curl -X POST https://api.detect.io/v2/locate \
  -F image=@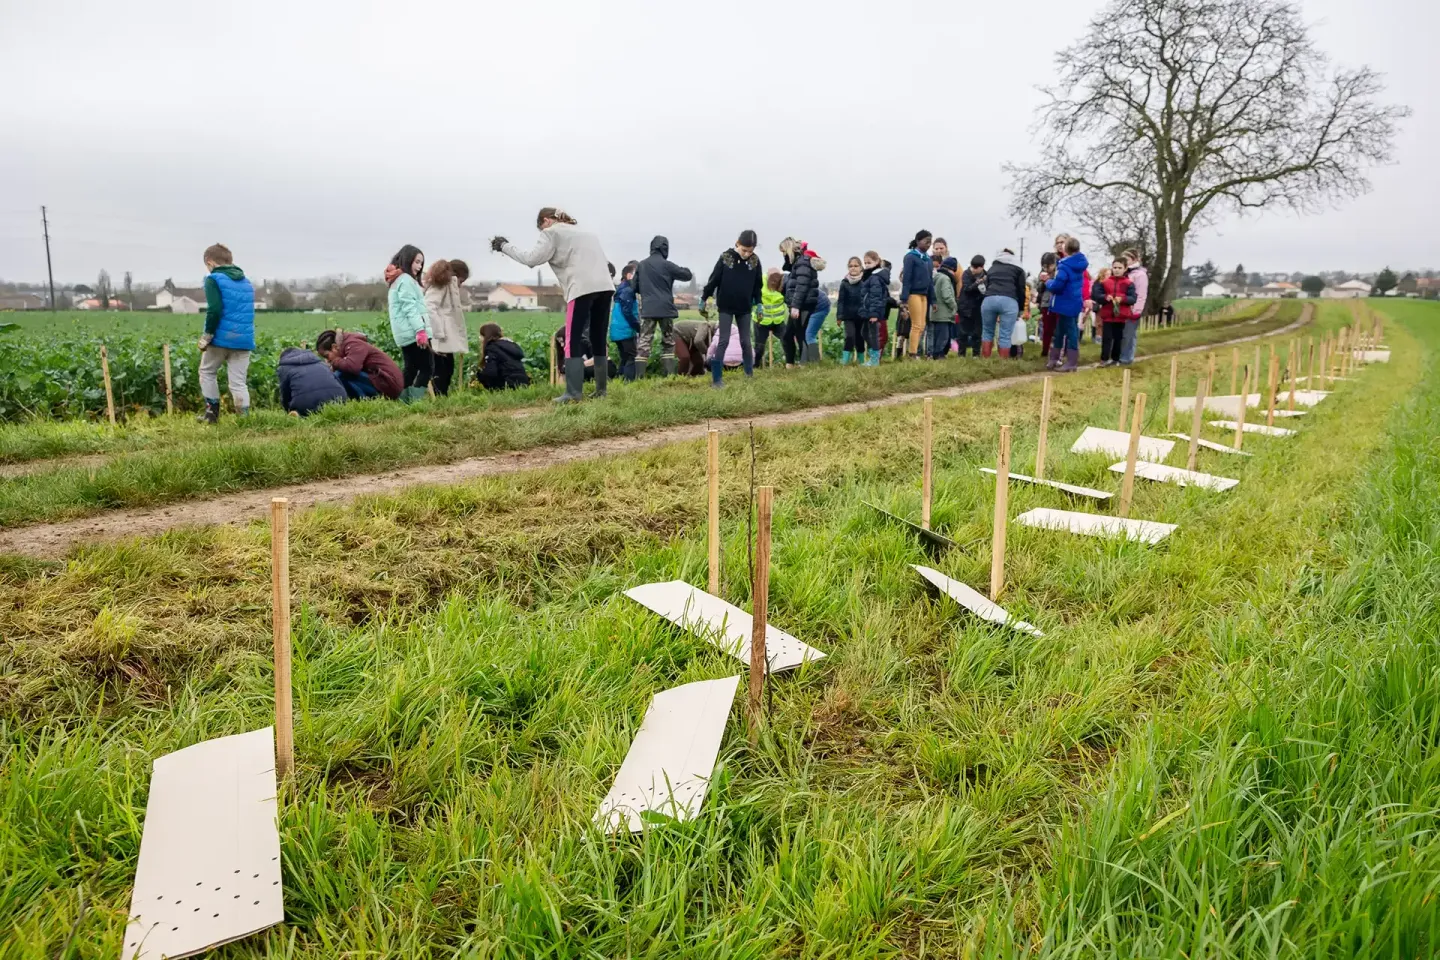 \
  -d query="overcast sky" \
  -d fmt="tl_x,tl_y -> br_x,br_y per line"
1,0 -> 1434,288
